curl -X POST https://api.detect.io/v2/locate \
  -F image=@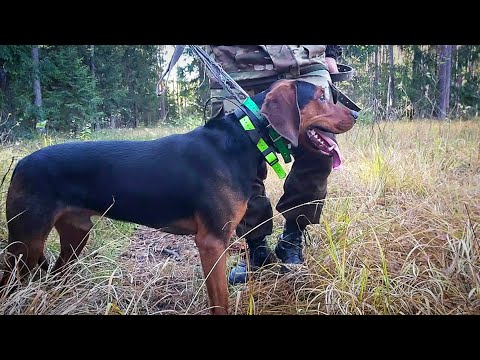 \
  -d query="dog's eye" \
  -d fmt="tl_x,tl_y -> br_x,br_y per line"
318,94 -> 326,102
